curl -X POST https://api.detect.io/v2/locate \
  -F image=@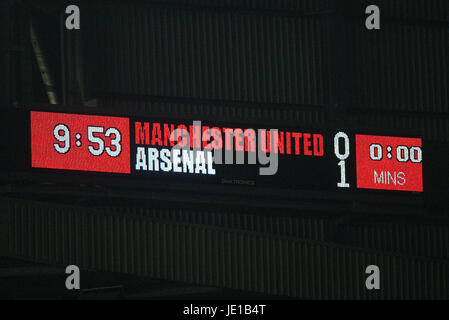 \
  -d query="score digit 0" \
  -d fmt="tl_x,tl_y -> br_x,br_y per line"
334,132 -> 350,188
